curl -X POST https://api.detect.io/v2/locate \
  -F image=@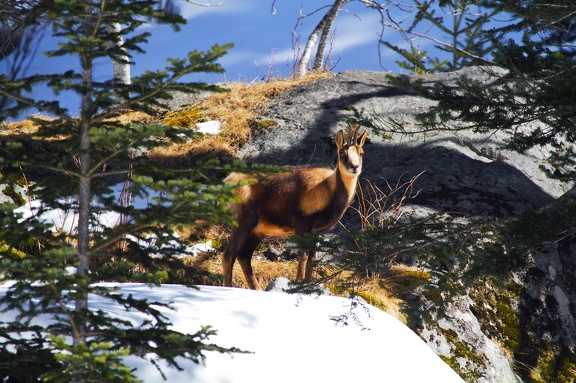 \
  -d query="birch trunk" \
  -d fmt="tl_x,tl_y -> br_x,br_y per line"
105,23 -> 131,87
296,20 -> 325,78
296,0 -> 349,78
313,0 -> 348,71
